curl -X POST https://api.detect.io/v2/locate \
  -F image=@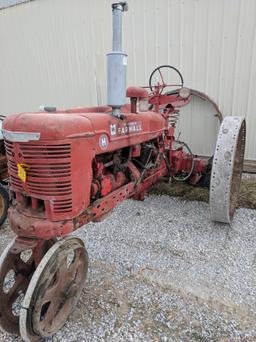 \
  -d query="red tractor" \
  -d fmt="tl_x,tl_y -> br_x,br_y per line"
0,2 -> 245,341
